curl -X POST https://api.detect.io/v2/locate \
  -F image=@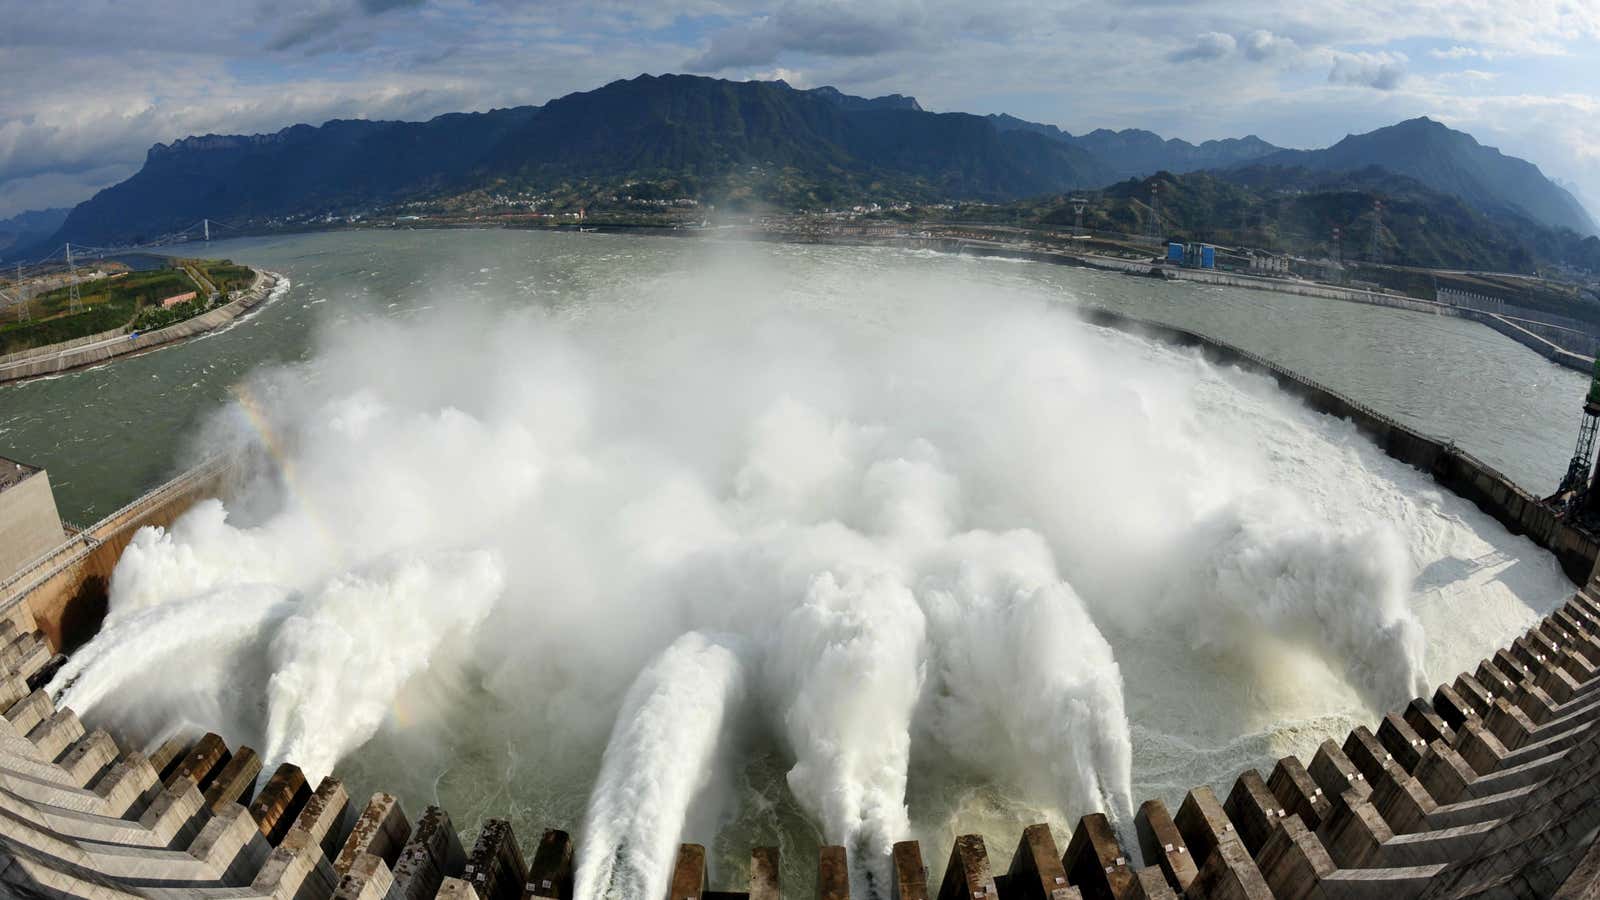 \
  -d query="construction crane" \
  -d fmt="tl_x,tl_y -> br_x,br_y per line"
1551,358 -> 1600,519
